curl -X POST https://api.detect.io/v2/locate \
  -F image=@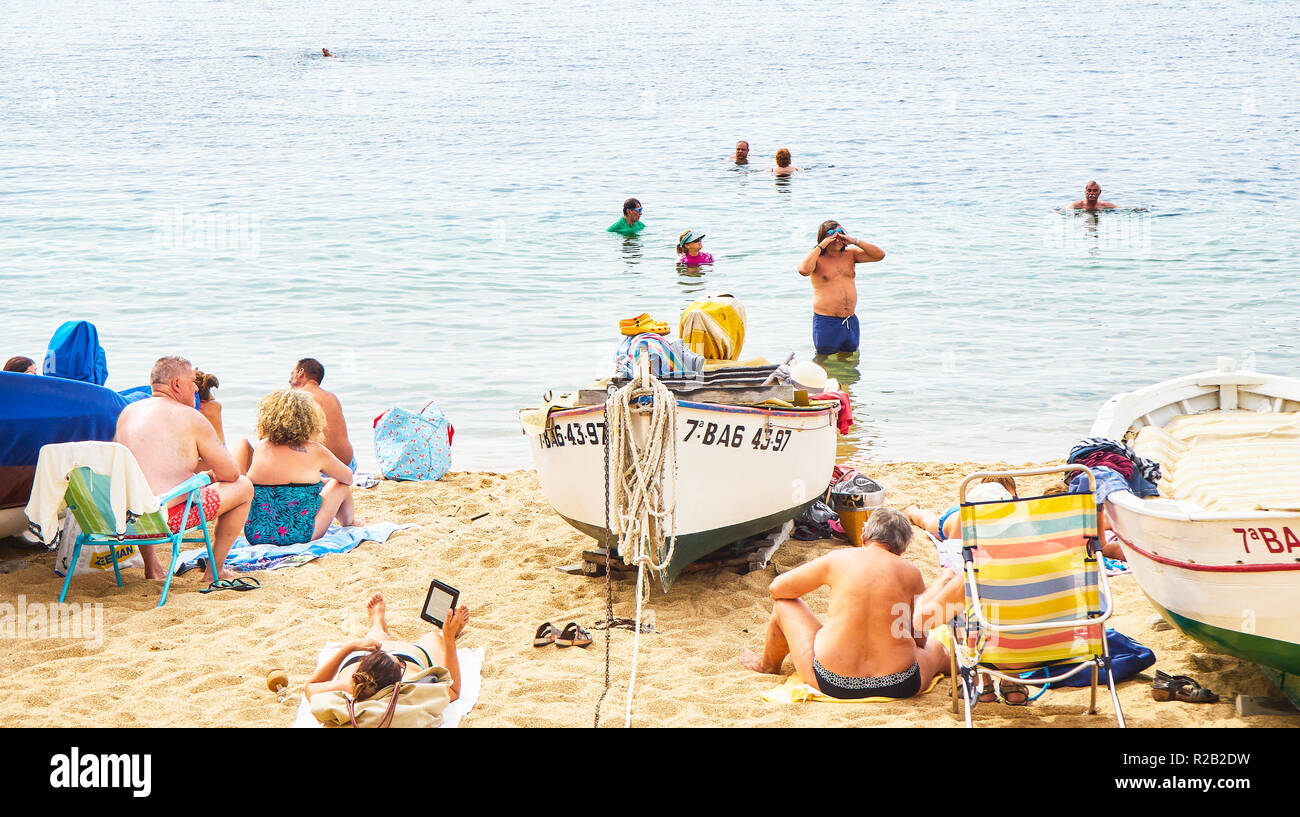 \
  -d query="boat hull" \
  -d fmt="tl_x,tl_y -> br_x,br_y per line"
1093,362 -> 1300,707
525,398 -> 838,589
